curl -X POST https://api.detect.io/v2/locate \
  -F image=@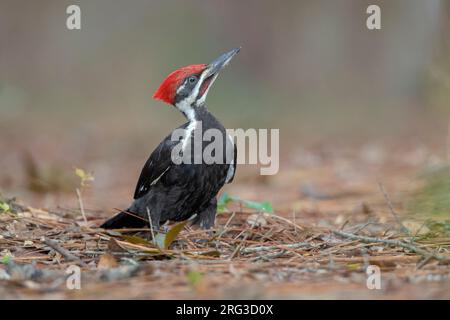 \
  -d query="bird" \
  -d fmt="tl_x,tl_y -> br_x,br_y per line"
100,48 -> 240,230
